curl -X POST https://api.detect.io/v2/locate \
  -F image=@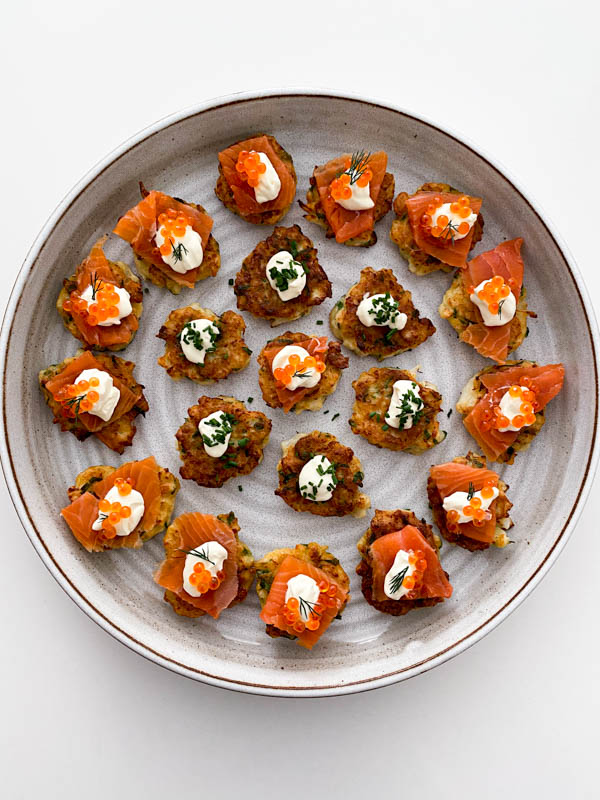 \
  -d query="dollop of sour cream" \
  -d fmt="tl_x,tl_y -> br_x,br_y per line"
266,251 -> 306,301
356,293 -> 408,330
443,487 -> 499,524
385,380 -> 424,430
198,410 -> 233,458
285,574 -> 320,621
496,387 -> 530,432
336,178 -> 374,211
299,455 -> 337,502
75,368 -> 120,421
92,485 -> 145,537
155,224 -> 204,274
182,540 -> 228,597
383,549 -> 414,600
430,202 -> 477,240
179,318 -> 220,365
79,284 -> 132,326
470,279 -> 516,327
253,152 -> 281,203
271,345 -> 321,391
